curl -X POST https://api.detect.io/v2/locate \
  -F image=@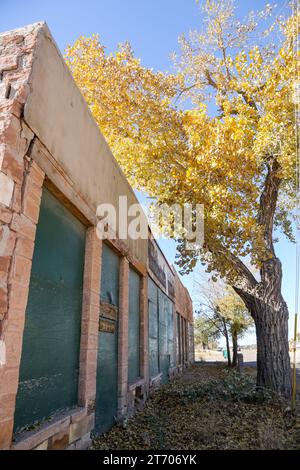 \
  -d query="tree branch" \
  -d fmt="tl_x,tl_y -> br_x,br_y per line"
257,158 -> 281,255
